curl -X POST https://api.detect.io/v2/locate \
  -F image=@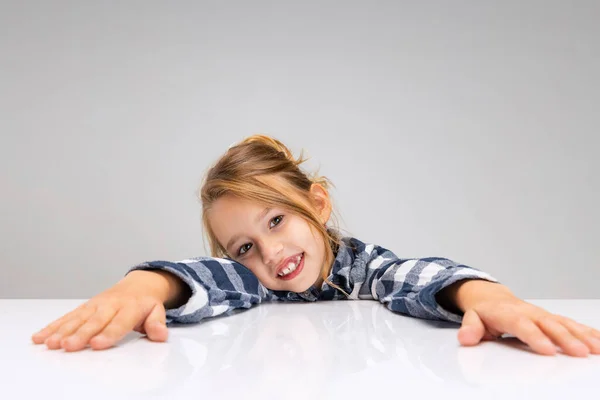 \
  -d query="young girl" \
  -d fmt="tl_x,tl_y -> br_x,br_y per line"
32,135 -> 600,357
